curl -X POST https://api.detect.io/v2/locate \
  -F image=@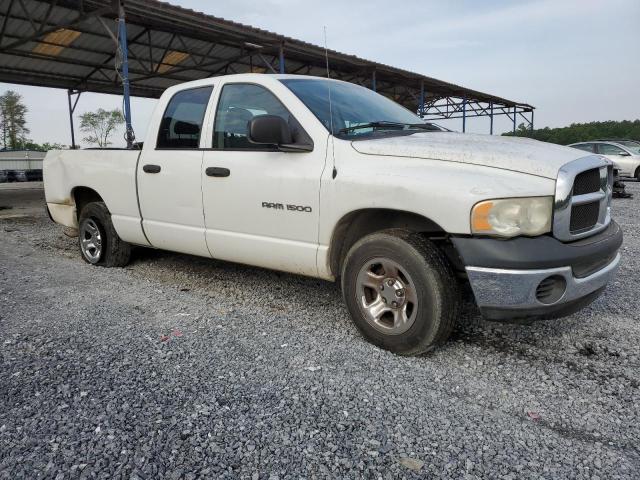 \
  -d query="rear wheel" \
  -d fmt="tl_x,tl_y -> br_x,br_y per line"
78,202 -> 131,267
341,229 -> 460,355
635,166 -> 640,182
